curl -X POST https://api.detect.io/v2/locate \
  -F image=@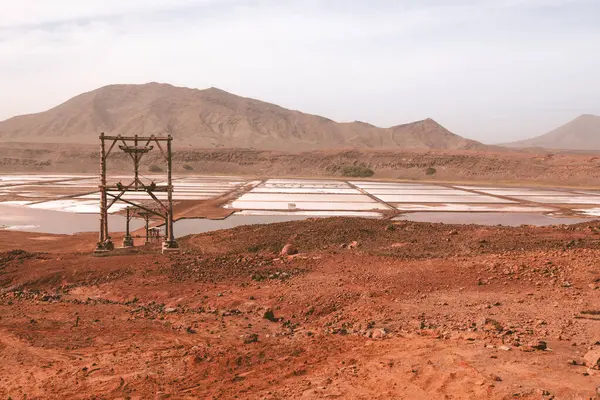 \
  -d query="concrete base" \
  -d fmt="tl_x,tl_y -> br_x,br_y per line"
92,249 -> 111,257
162,241 -> 181,254
94,240 -> 114,254
122,236 -> 134,248
94,247 -> 141,257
